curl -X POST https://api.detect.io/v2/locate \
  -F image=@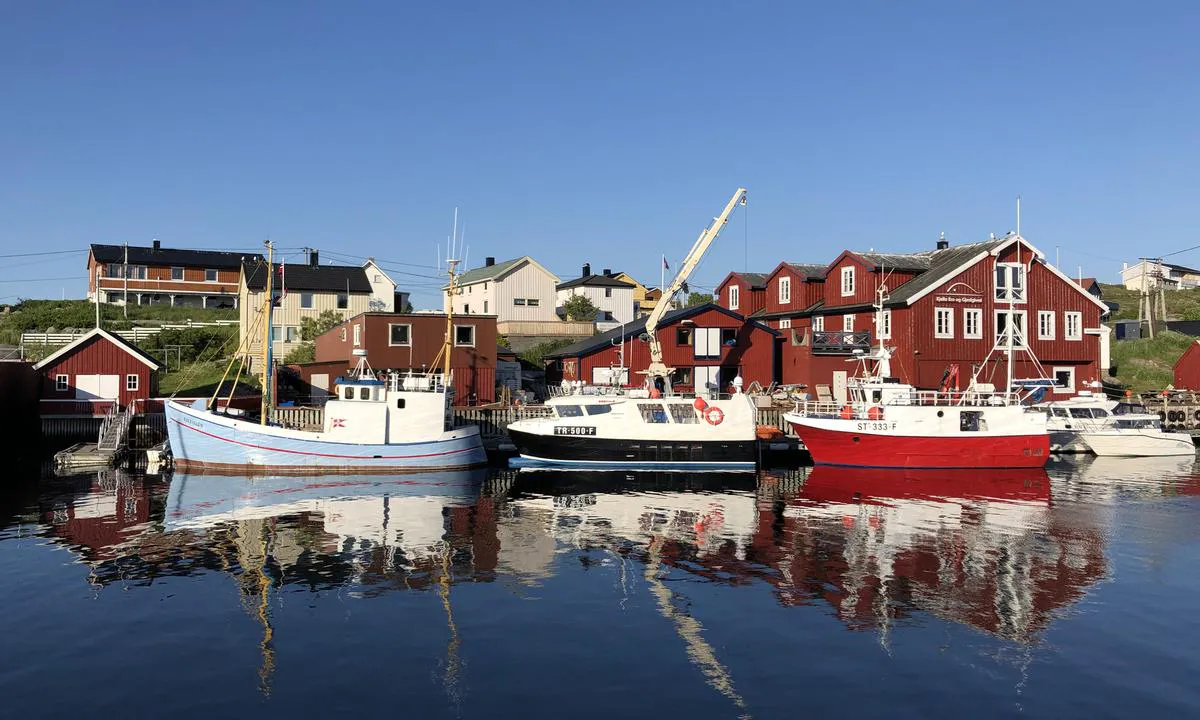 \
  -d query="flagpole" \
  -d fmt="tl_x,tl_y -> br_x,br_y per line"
661,254 -> 665,307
